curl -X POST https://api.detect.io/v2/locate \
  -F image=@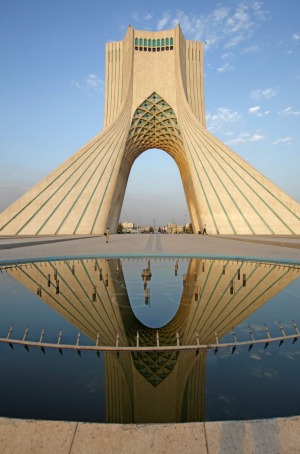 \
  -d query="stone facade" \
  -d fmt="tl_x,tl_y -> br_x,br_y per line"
0,25 -> 300,235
